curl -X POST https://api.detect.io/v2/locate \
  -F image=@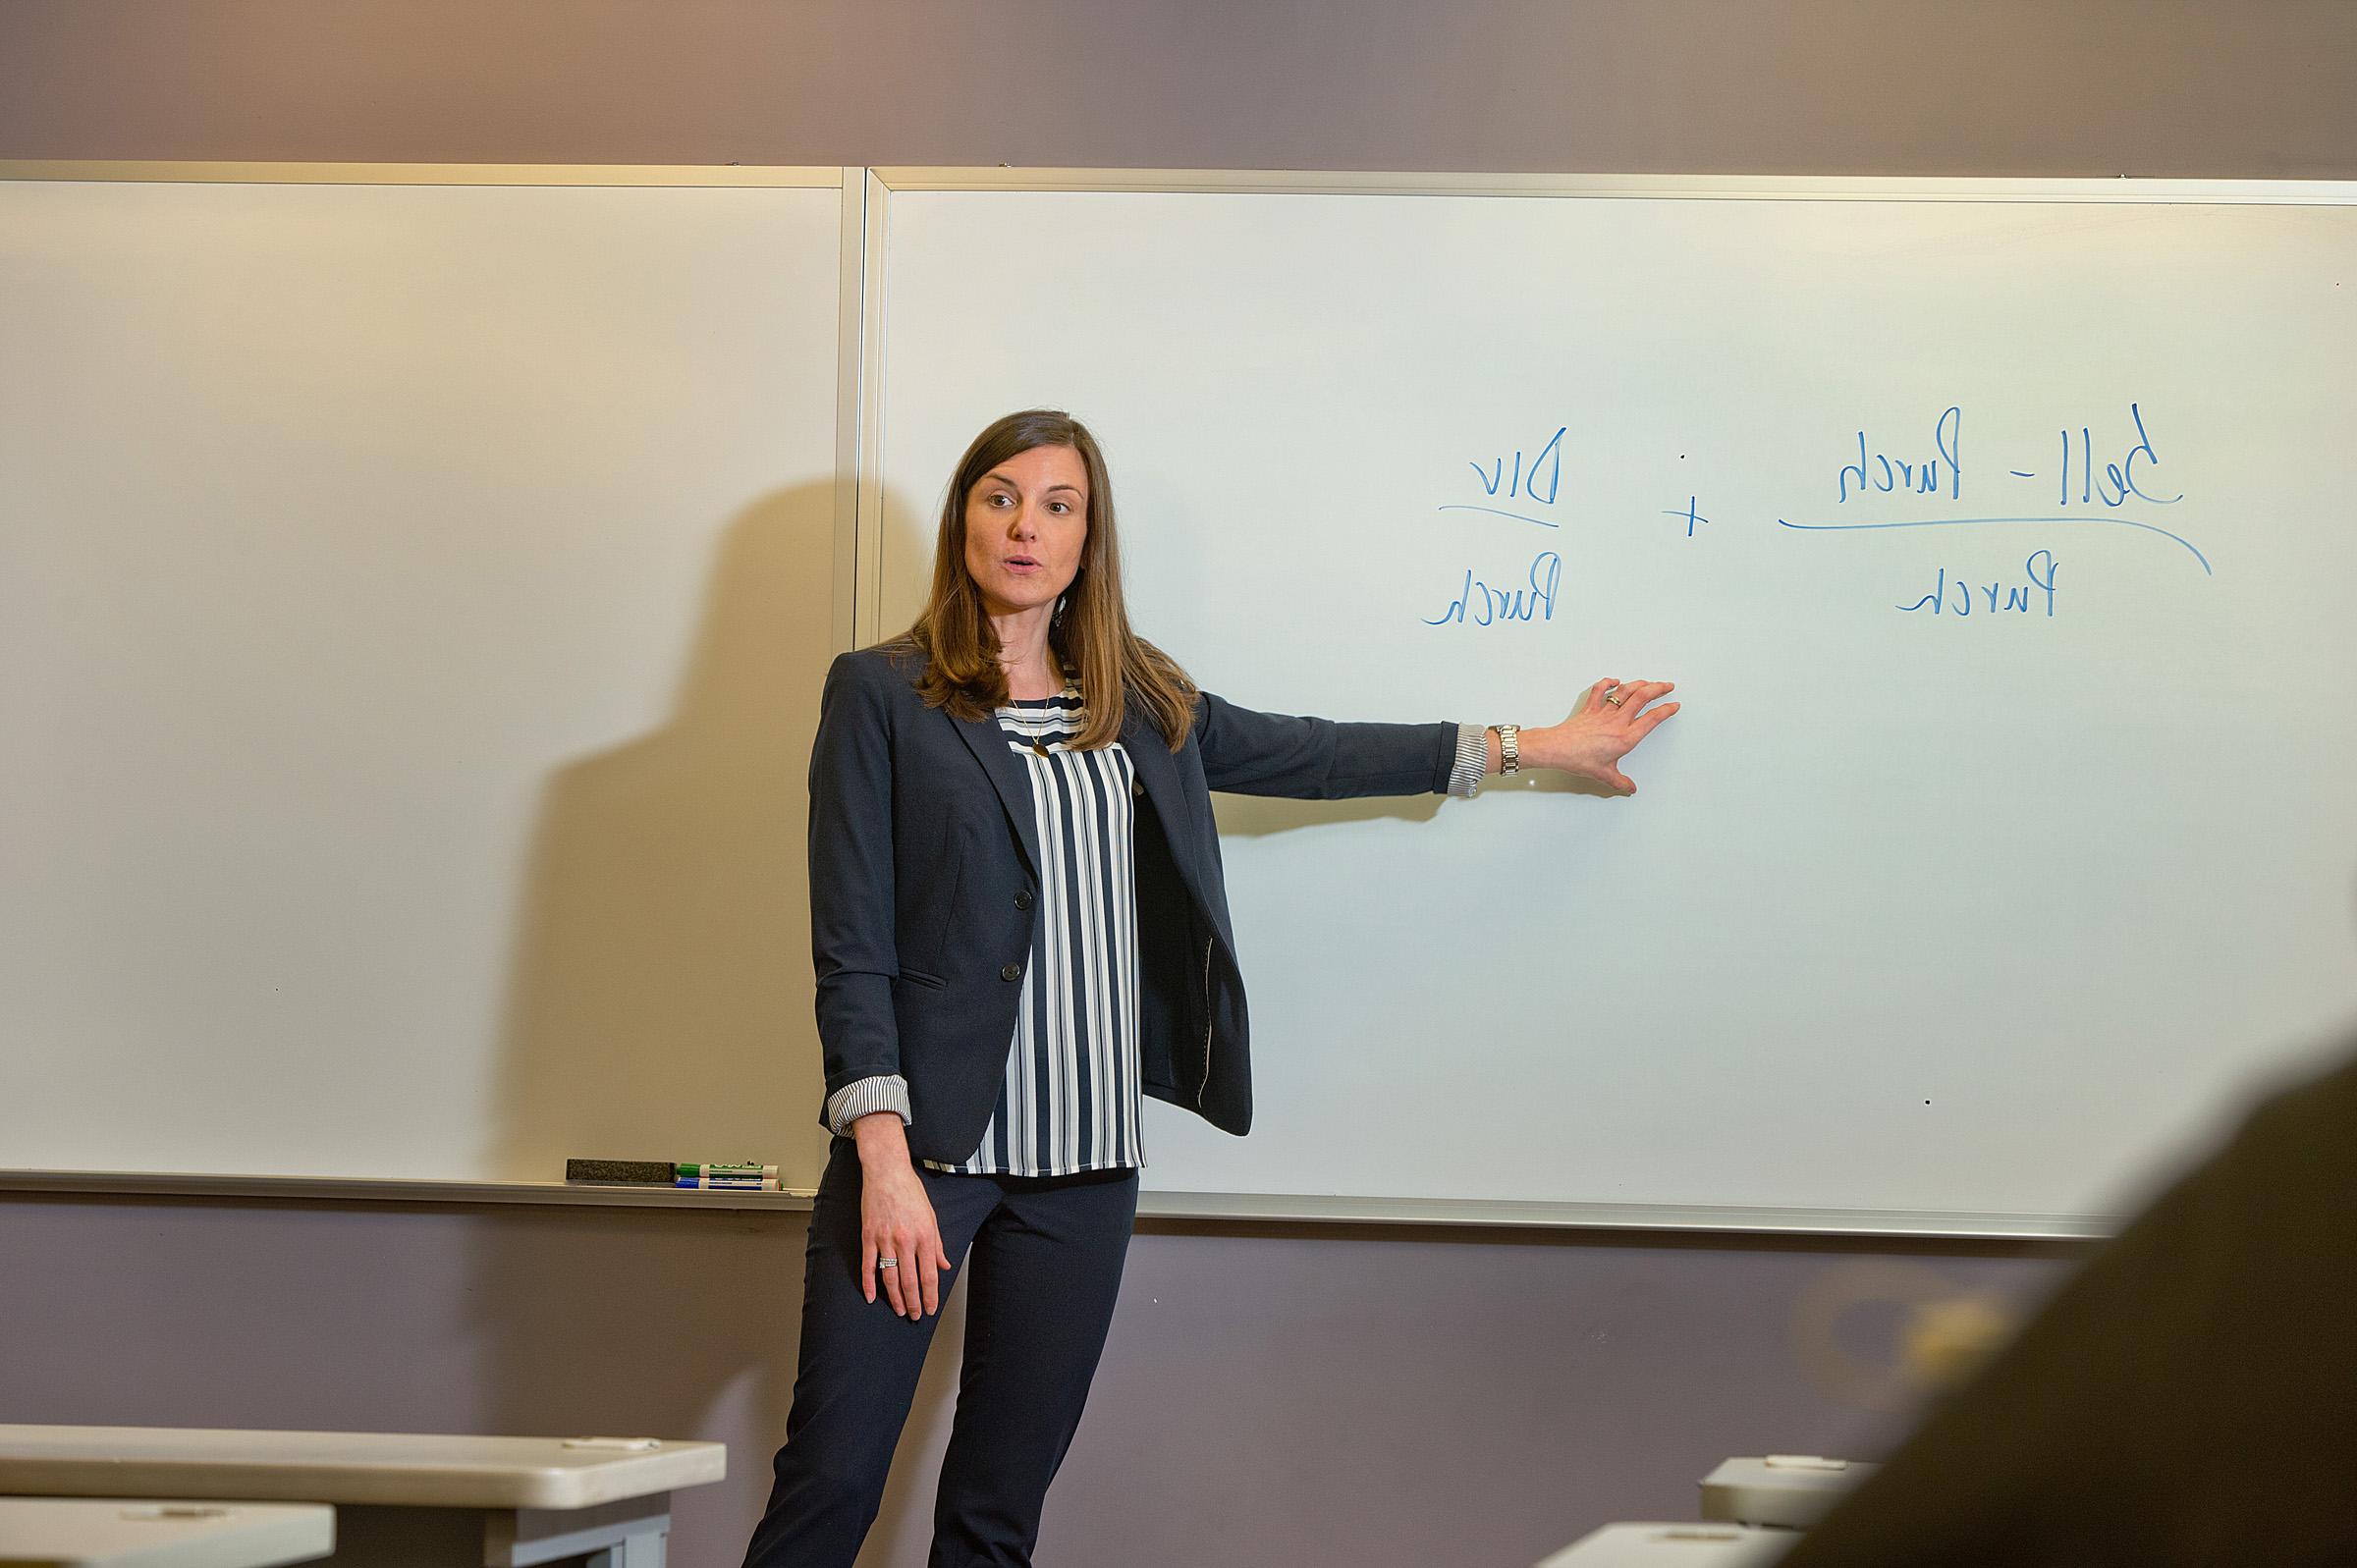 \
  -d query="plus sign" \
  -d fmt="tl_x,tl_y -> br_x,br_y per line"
1663,496 -> 1707,537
